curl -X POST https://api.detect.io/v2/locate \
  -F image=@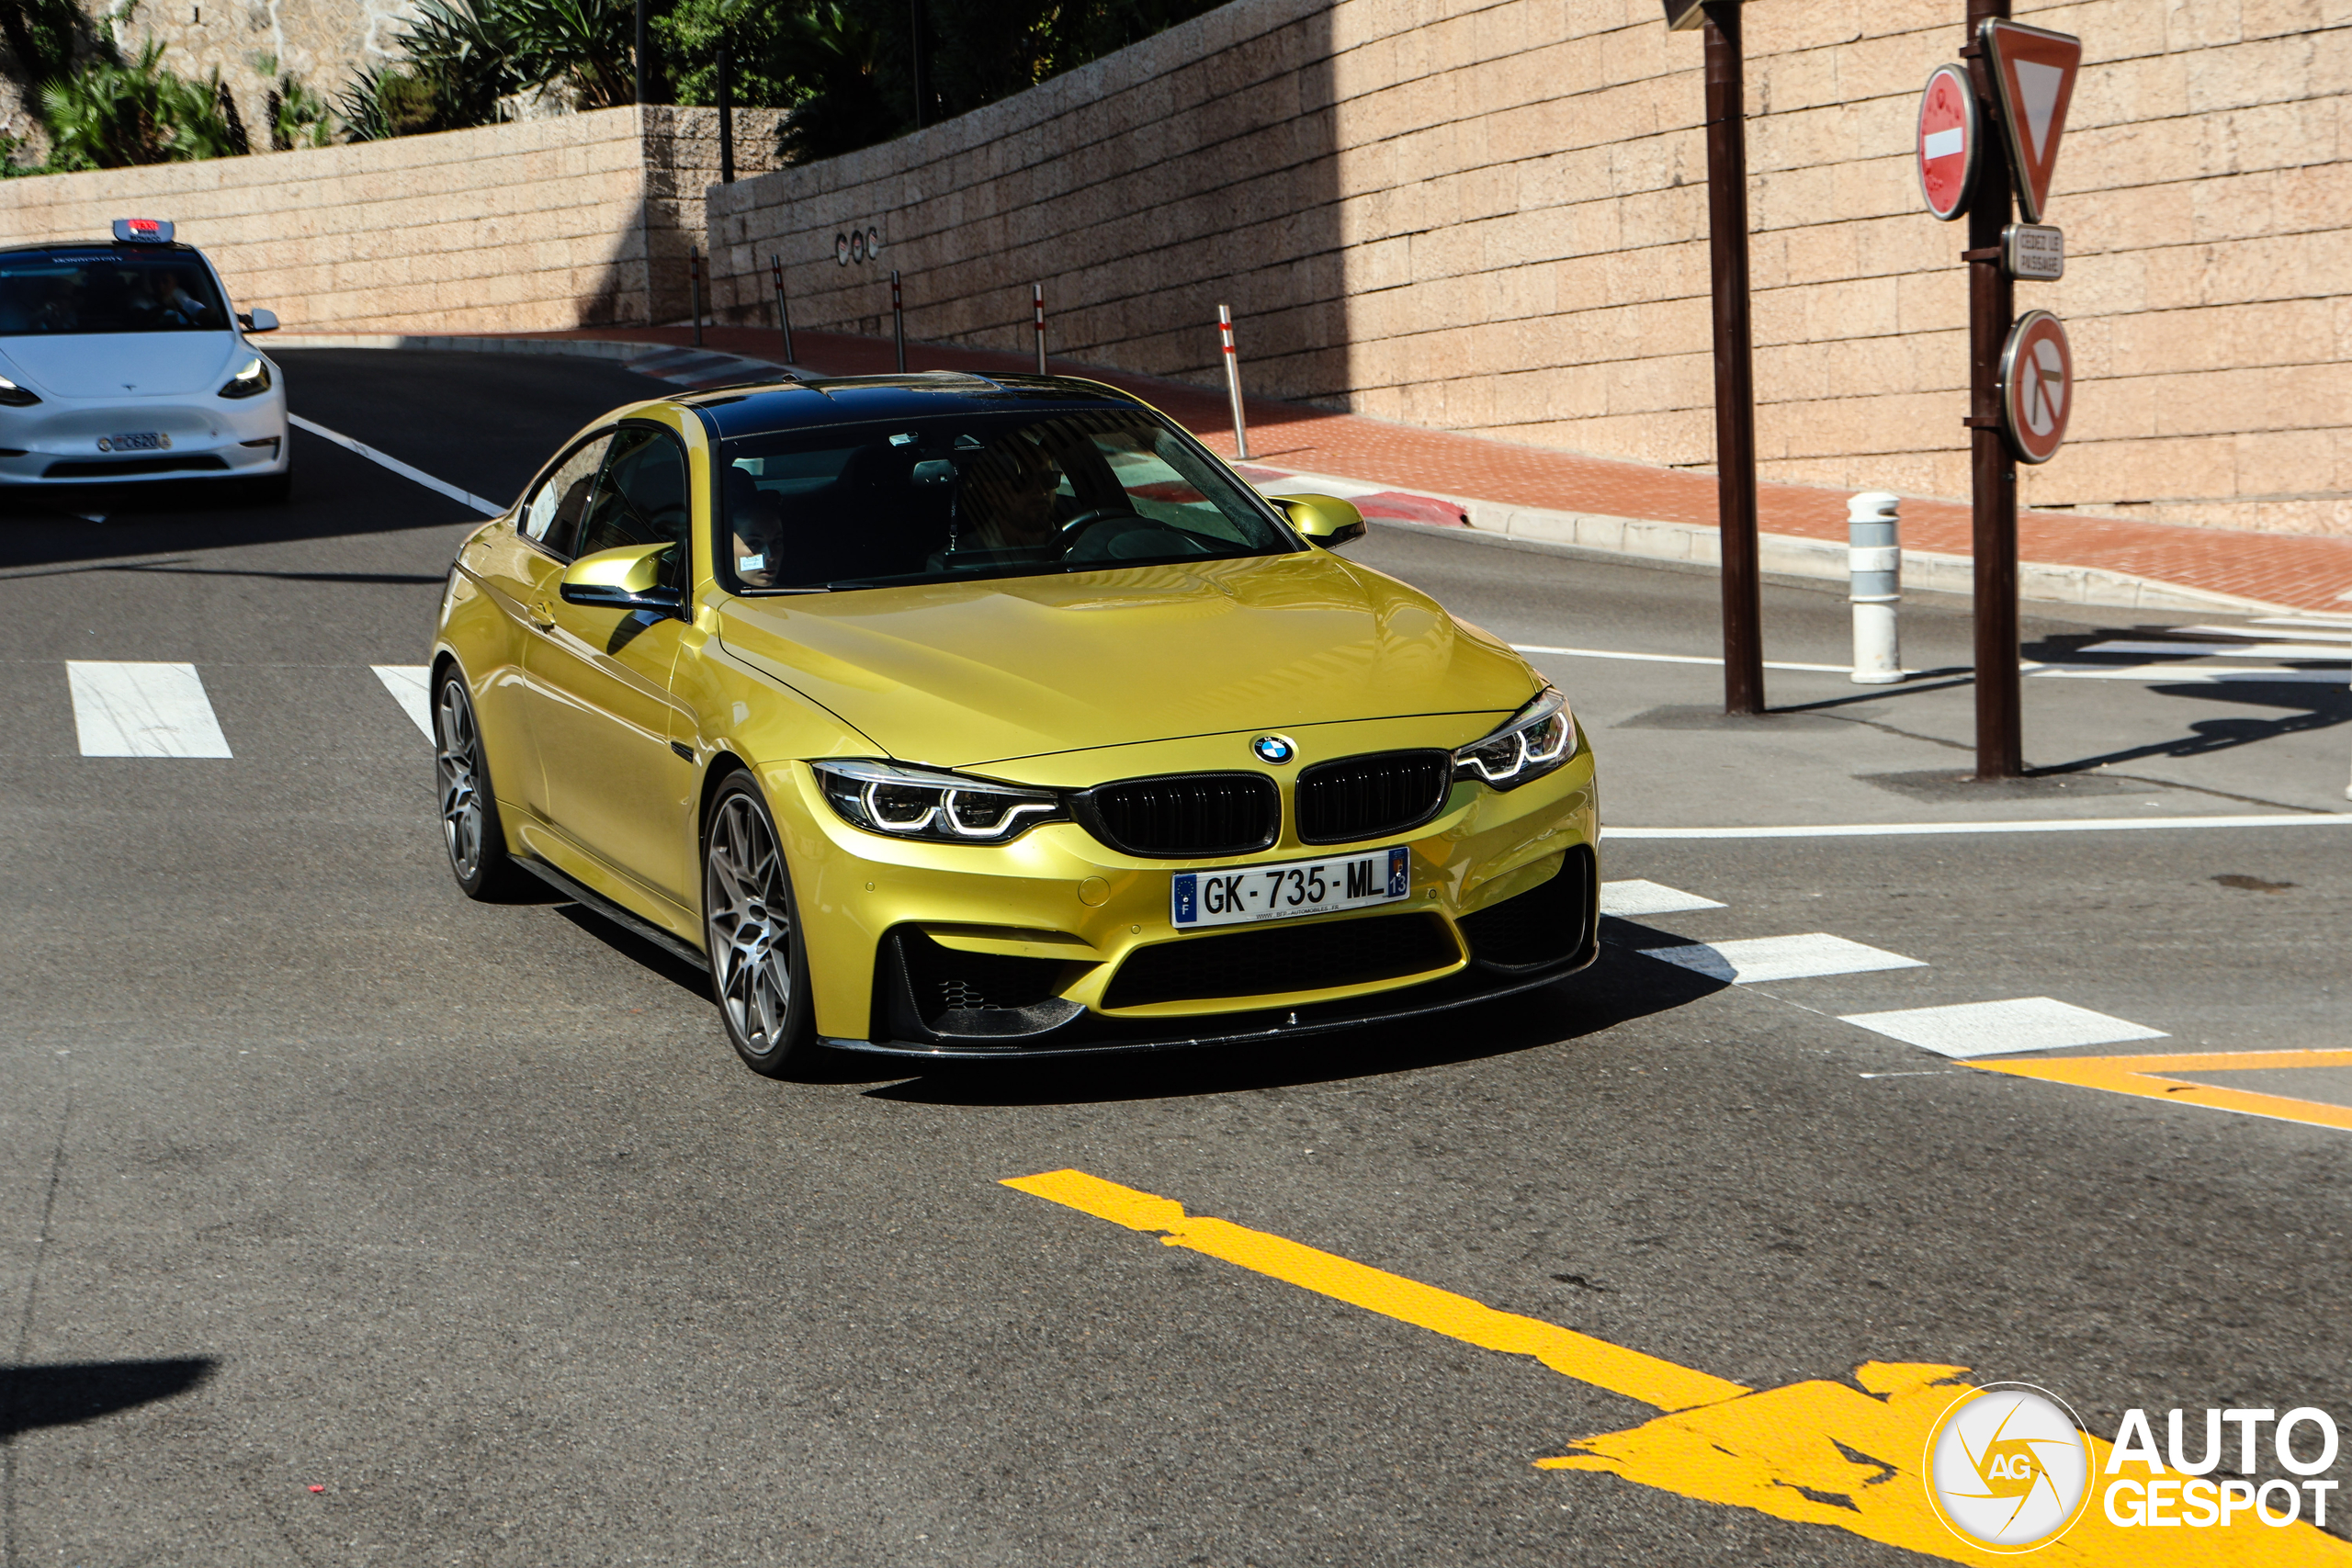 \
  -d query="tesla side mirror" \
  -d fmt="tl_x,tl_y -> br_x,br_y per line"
560,541 -> 684,615
240,308 -> 279,333
1272,492 -> 1367,547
